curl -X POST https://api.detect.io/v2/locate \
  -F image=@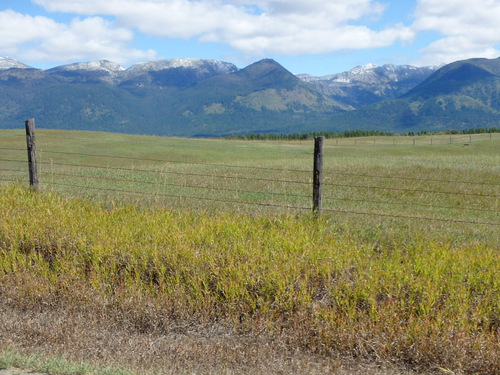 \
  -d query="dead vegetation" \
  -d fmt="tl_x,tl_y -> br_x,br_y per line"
1,284 -> 425,375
